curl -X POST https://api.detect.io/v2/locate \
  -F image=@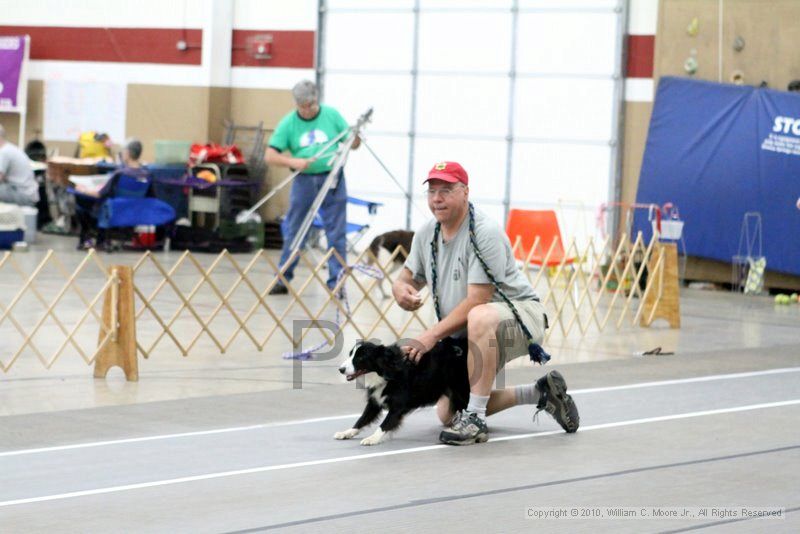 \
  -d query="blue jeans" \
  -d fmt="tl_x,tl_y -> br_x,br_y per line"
278,170 -> 347,287
0,183 -> 37,207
